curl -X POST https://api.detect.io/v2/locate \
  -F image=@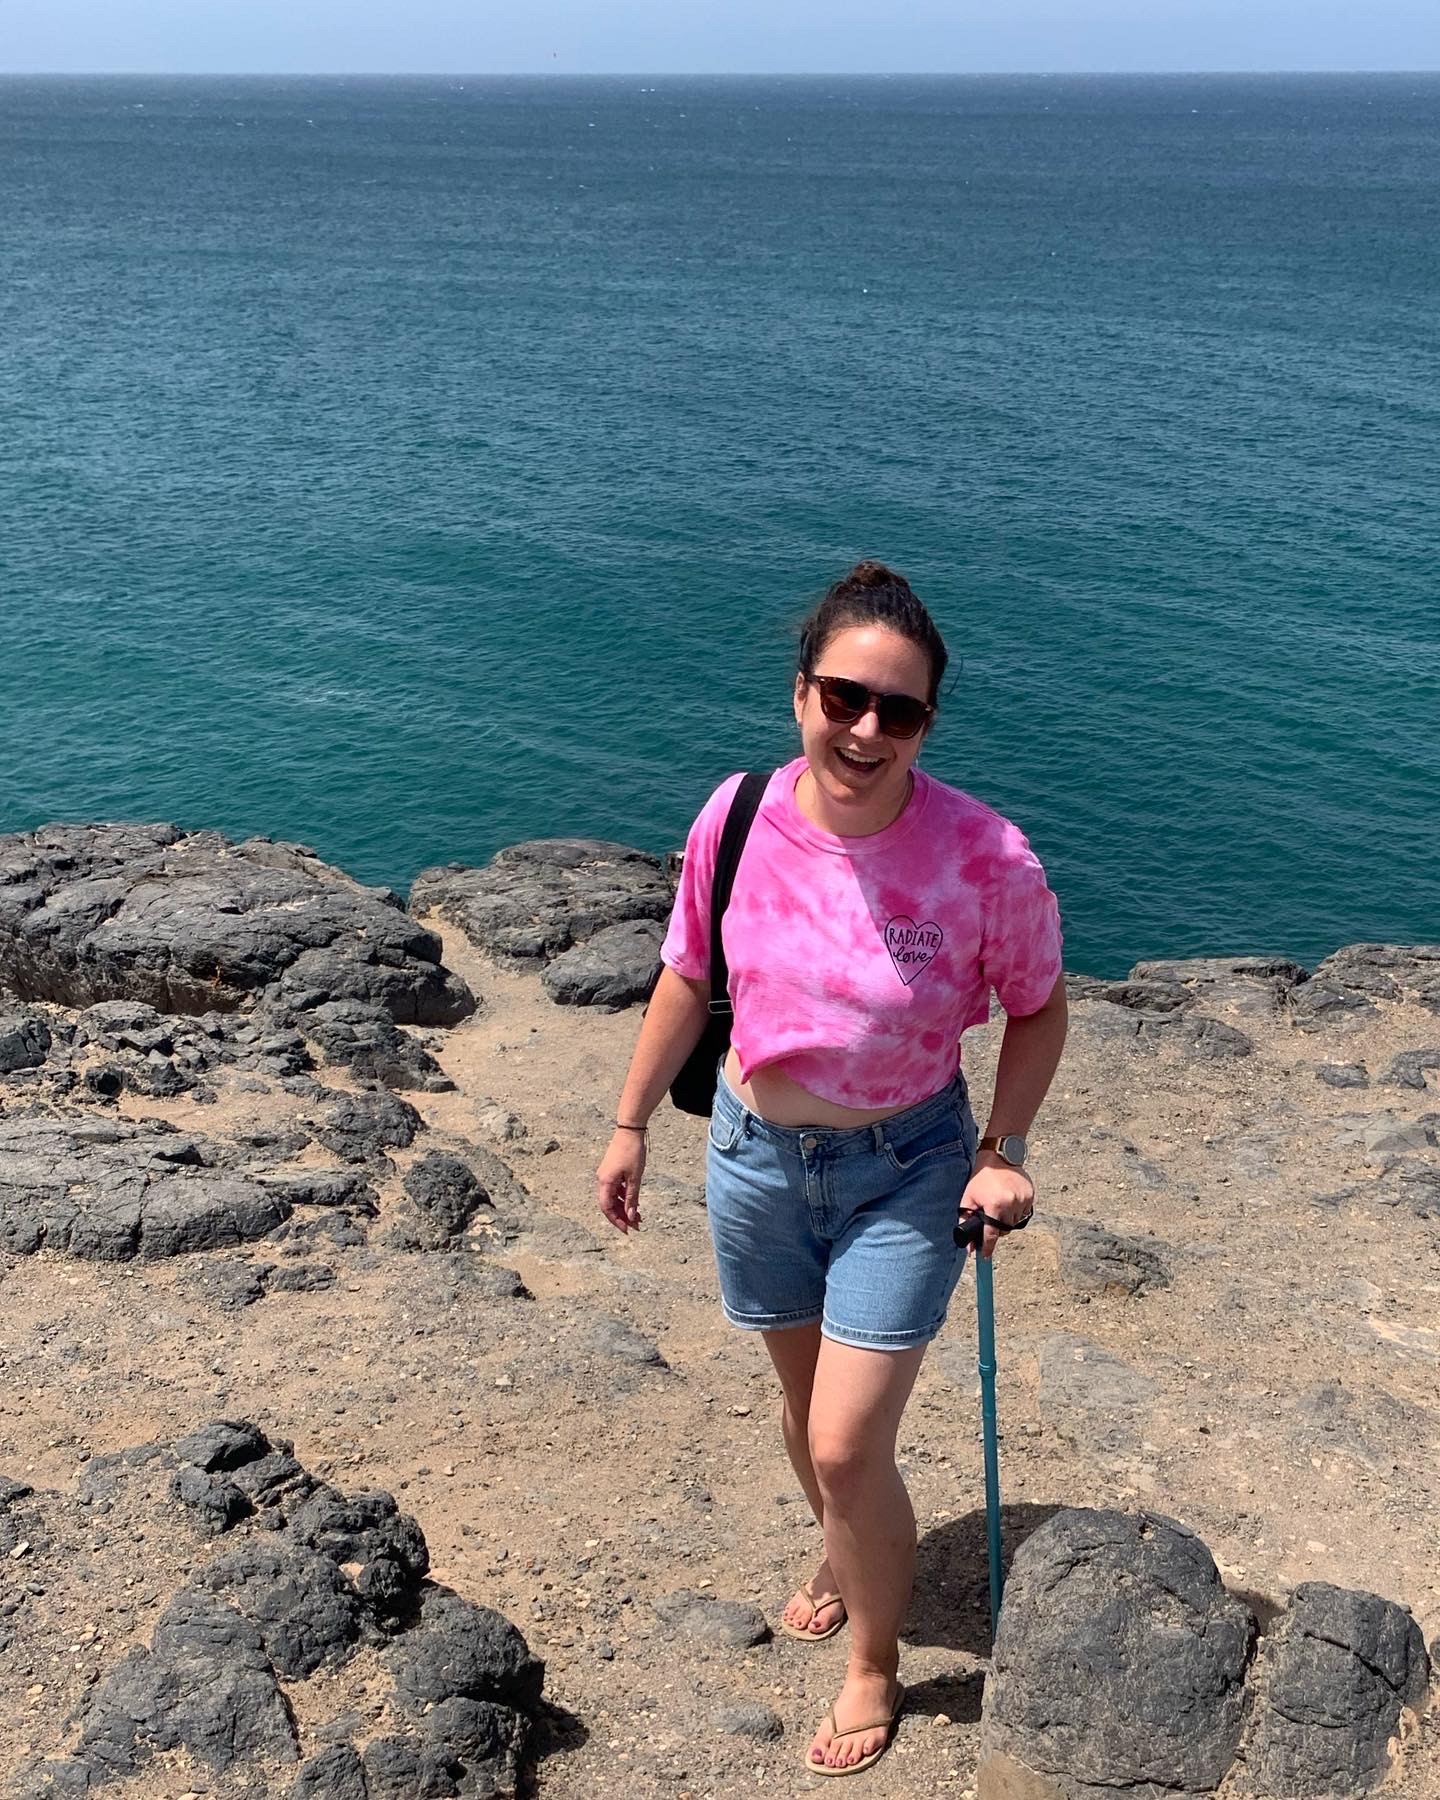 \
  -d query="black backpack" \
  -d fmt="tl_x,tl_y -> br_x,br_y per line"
667,770 -> 769,1115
